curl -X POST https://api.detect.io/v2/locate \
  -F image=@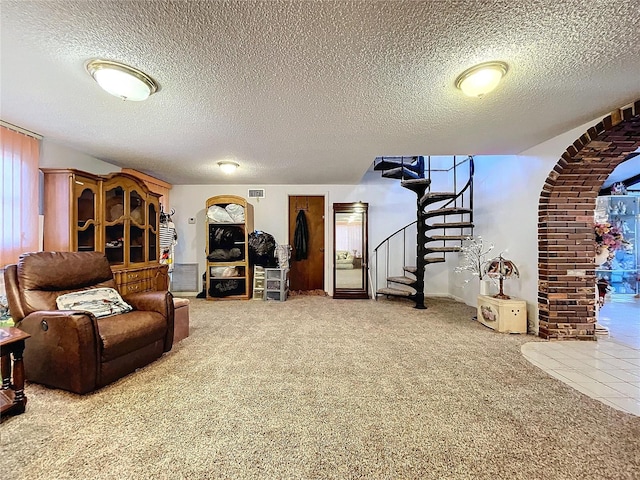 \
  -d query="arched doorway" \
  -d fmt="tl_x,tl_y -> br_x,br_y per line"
538,100 -> 640,340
